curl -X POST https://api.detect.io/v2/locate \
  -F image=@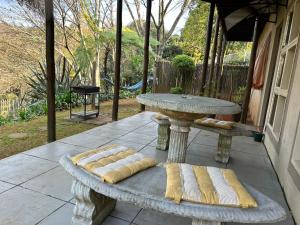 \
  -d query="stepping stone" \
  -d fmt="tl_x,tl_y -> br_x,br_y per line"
8,133 -> 28,139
